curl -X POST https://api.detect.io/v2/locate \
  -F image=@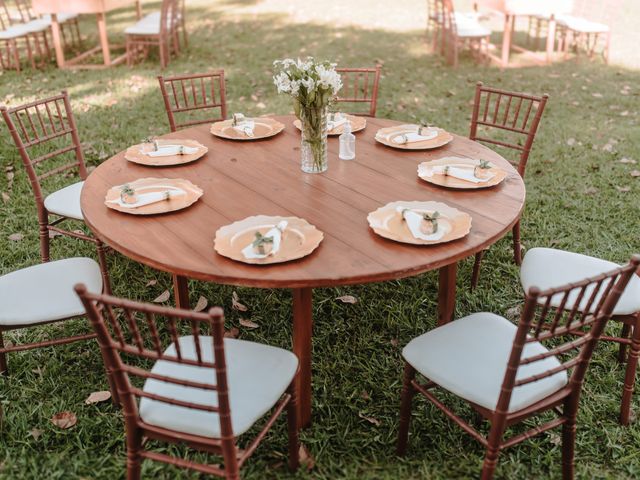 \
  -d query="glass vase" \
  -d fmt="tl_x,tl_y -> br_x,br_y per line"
299,105 -> 328,174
